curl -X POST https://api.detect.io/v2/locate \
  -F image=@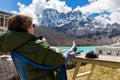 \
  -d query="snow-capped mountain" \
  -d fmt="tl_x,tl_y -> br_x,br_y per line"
35,8 -> 120,46
39,8 -> 105,29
